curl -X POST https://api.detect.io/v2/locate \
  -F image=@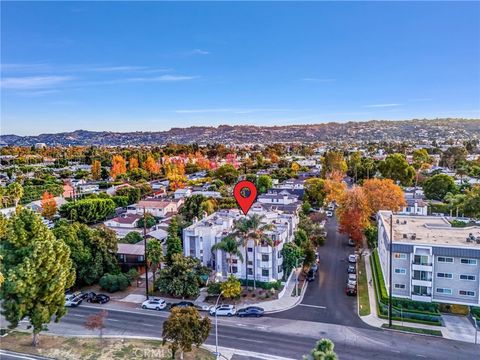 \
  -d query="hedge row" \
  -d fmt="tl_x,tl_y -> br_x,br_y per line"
239,279 -> 282,290
370,250 -> 442,326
